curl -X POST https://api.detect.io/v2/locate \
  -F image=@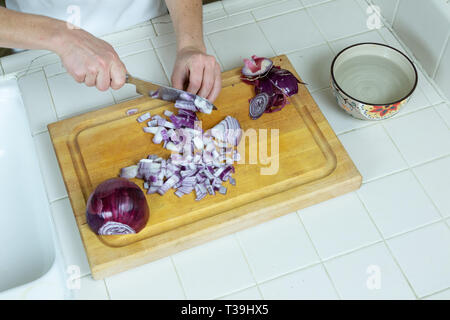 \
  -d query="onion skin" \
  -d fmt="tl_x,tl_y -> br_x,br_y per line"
242,56 -> 303,115
86,178 -> 149,235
